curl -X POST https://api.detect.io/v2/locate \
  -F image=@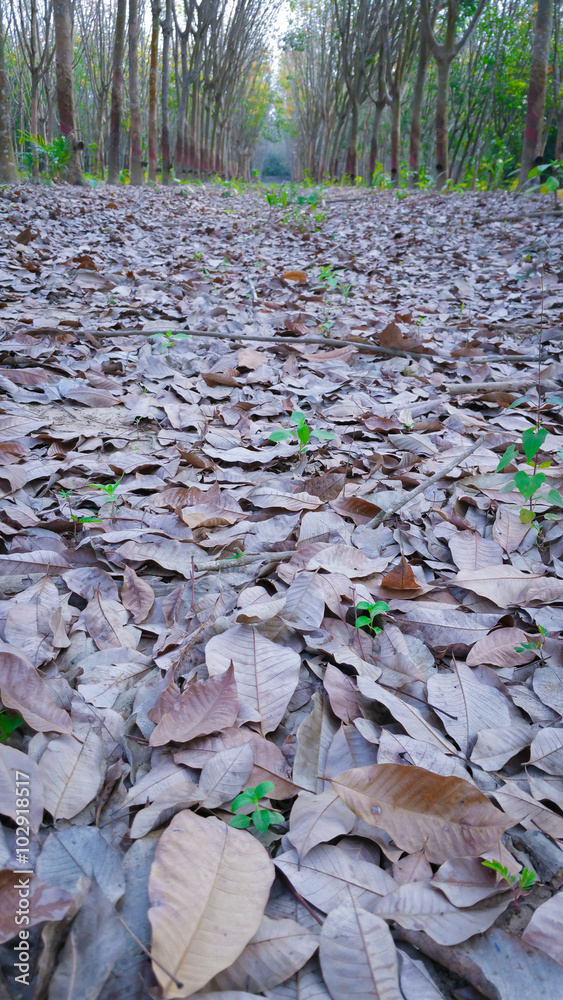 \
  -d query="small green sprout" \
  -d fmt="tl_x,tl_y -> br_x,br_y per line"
481,859 -> 538,905
230,781 -> 284,833
269,410 -> 337,455
495,425 -> 562,524
515,624 -> 548,653
354,600 -> 391,635
70,514 -> 102,524
90,473 -> 124,500
0,710 -> 24,741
